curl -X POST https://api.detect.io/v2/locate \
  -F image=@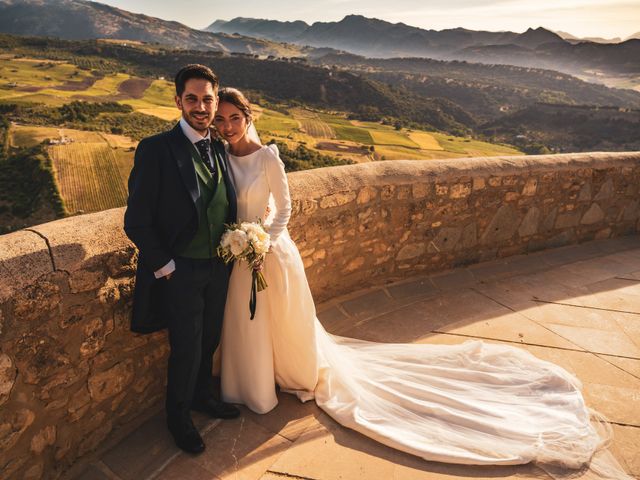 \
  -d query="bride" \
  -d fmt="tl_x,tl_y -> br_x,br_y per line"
213,88 -> 630,478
